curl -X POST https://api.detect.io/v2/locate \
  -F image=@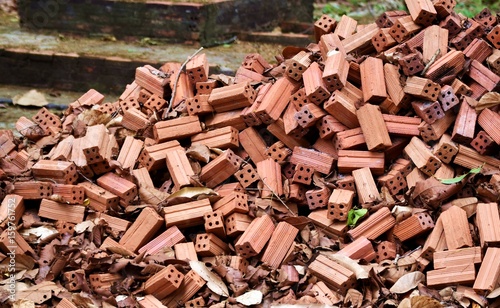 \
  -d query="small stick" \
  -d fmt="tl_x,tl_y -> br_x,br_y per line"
421,49 -> 440,76
261,176 -> 297,217
165,47 -> 204,116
